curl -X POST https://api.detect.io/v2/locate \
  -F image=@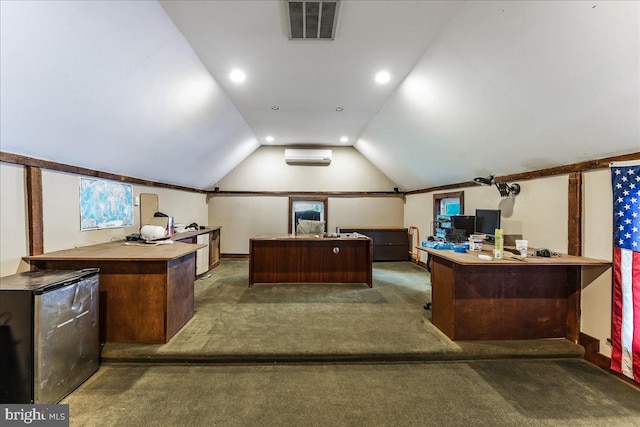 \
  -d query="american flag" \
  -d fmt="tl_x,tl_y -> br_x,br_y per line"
610,162 -> 640,383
